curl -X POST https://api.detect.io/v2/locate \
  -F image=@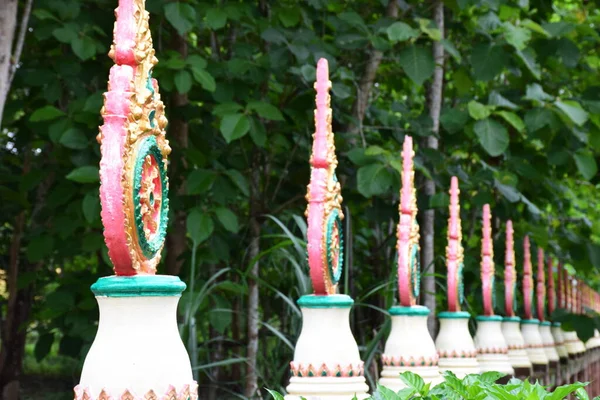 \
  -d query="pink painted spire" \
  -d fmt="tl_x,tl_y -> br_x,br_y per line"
536,248 -> 546,321
446,176 -> 464,312
397,136 -> 419,307
547,257 -> 556,318
306,58 -> 344,295
557,262 -> 564,309
481,204 -> 494,316
504,220 -> 516,317
523,236 -> 533,319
